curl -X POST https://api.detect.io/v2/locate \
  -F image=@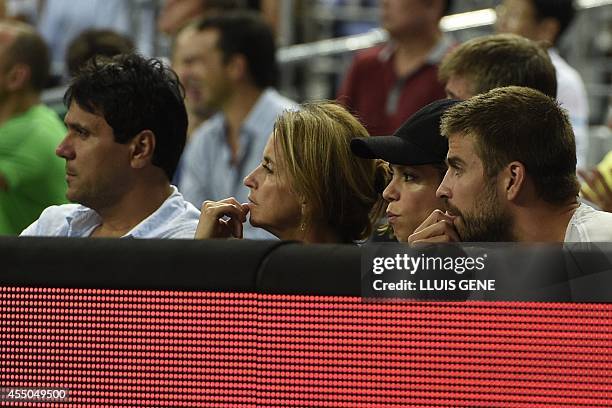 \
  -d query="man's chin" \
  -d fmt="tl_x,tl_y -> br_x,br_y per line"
66,190 -> 88,206
65,191 -> 78,203
448,217 -> 463,240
